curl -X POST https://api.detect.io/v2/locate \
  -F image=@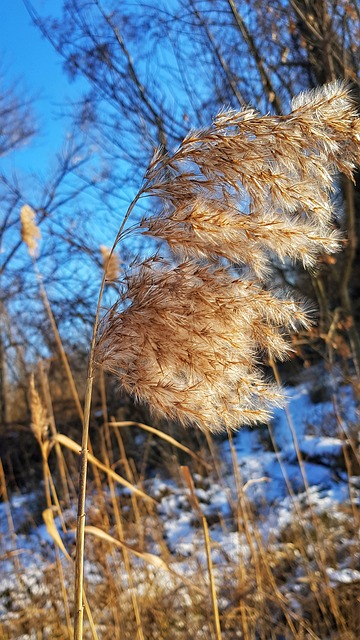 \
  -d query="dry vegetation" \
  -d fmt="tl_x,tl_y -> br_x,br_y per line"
1,392 -> 359,640
1,82 -> 360,639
